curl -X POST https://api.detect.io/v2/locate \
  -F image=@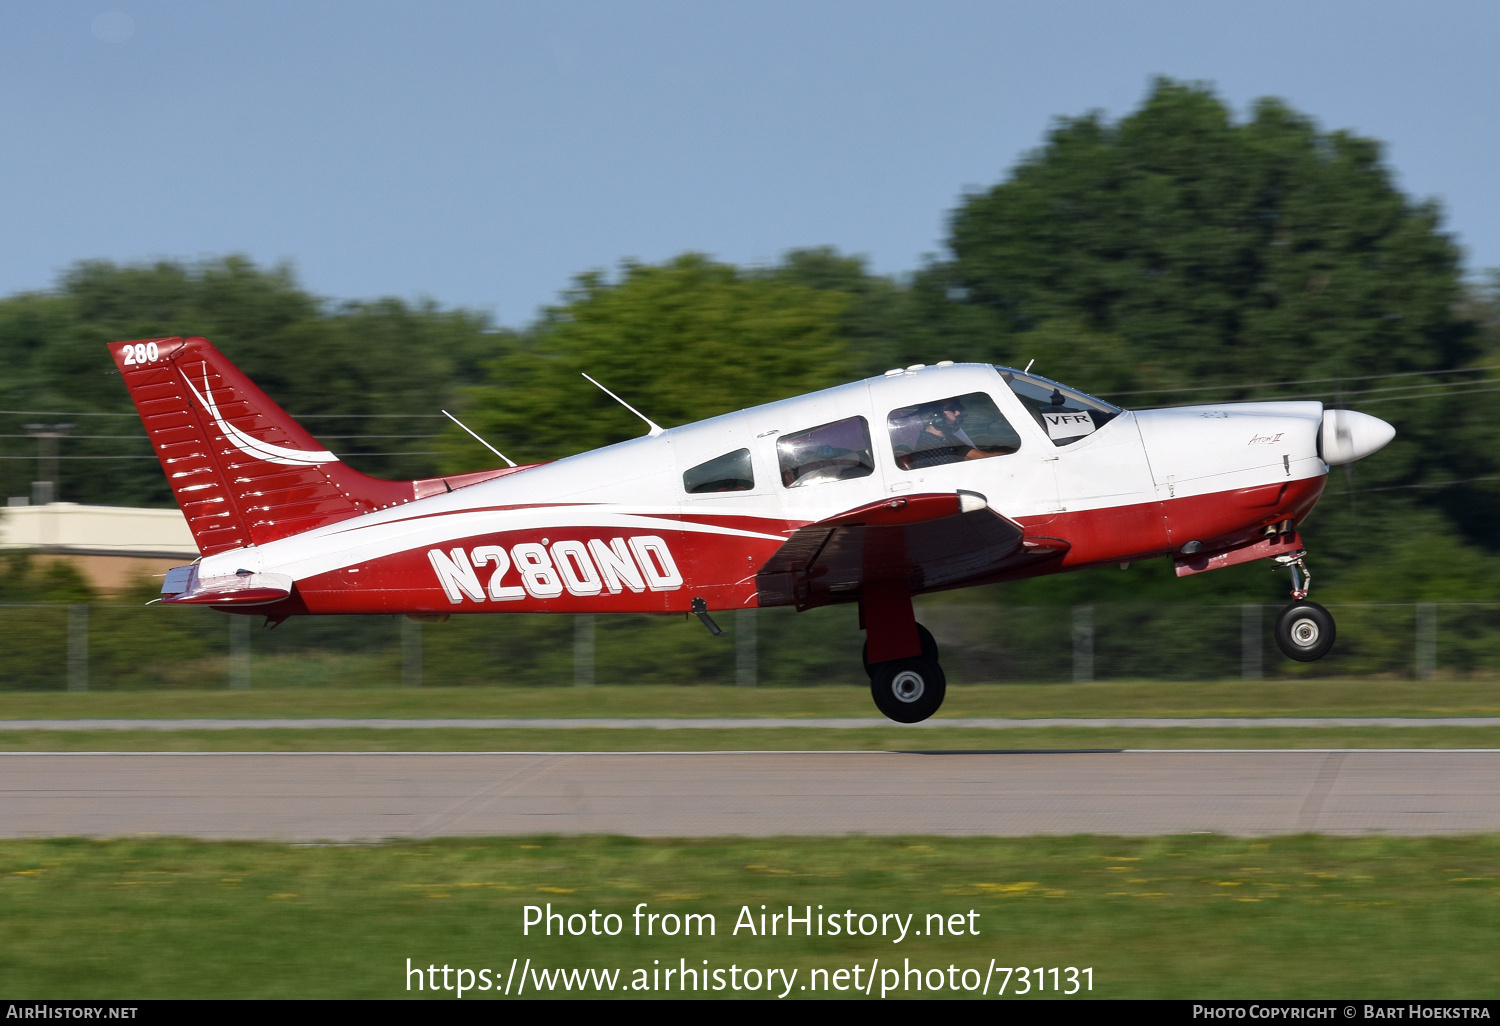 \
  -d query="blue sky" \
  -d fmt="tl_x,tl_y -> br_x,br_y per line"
2,1 -> 1497,326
